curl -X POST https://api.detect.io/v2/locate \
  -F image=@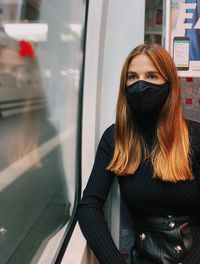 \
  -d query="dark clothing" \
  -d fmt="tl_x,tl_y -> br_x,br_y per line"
131,214 -> 200,264
78,118 -> 200,264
